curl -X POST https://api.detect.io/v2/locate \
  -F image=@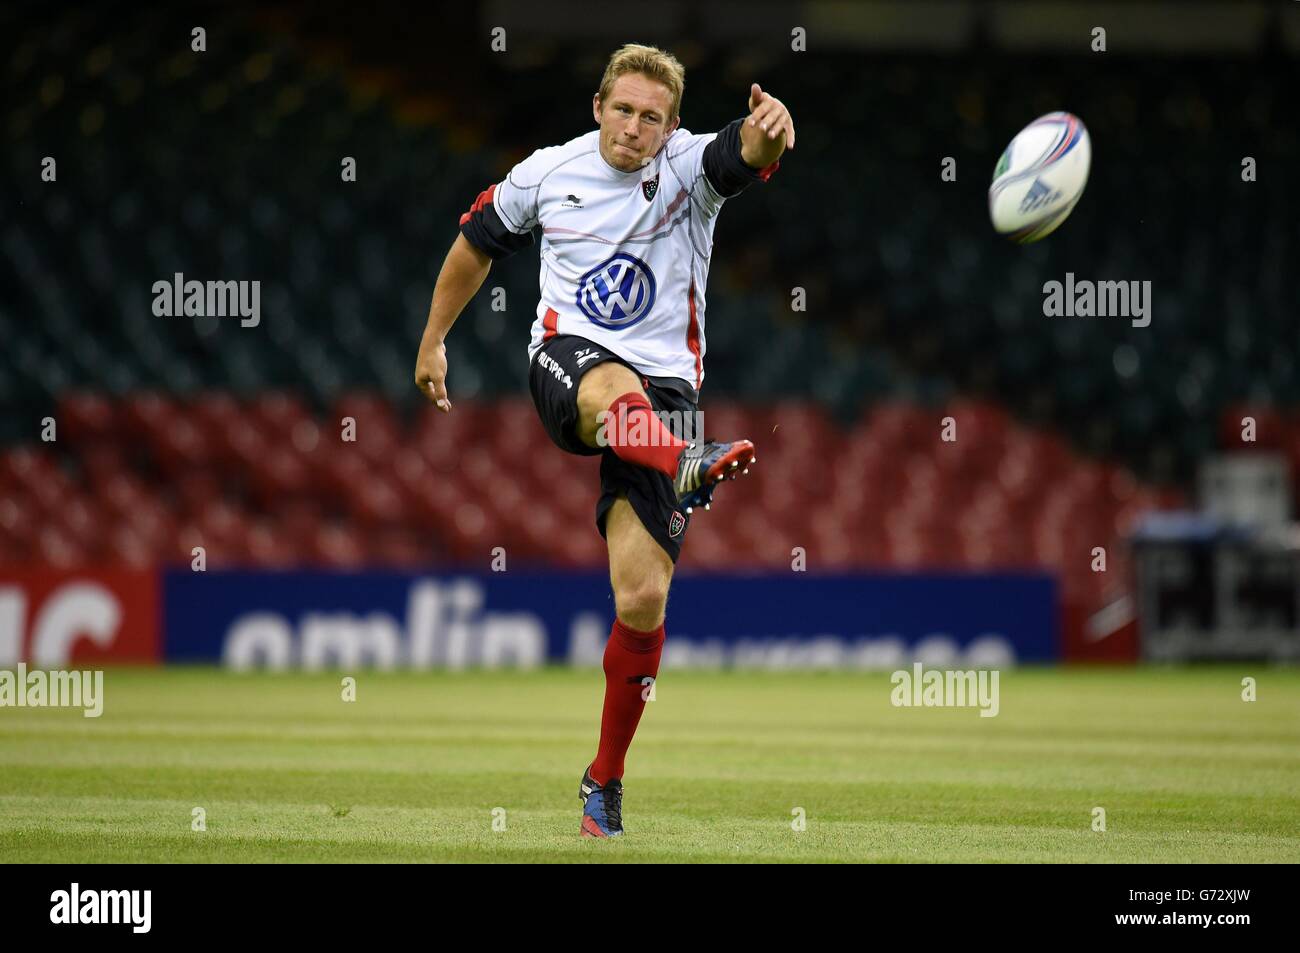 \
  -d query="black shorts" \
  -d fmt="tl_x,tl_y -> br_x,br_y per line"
528,333 -> 697,563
